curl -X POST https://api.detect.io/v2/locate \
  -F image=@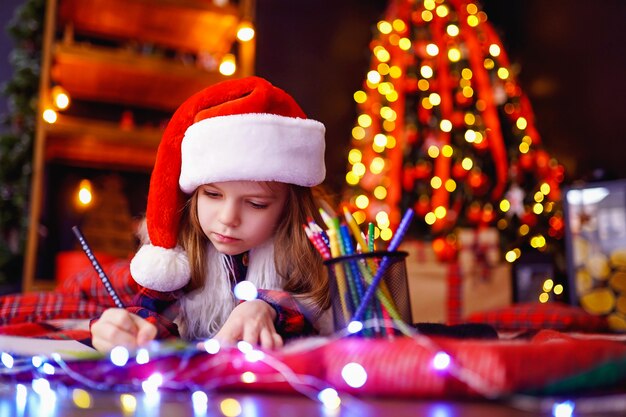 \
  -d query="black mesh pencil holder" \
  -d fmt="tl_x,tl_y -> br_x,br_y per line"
324,251 -> 411,337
